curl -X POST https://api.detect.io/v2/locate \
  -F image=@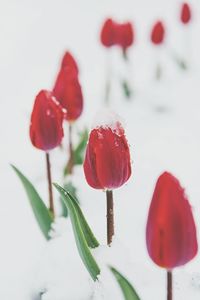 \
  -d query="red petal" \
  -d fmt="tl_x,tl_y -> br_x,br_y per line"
83,123 -> 131,190
53,67 -> 83,121
151,21 -> 165,45
181,3 -> 192,24
146,172 -> 198,269
30,90 -> 64,151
